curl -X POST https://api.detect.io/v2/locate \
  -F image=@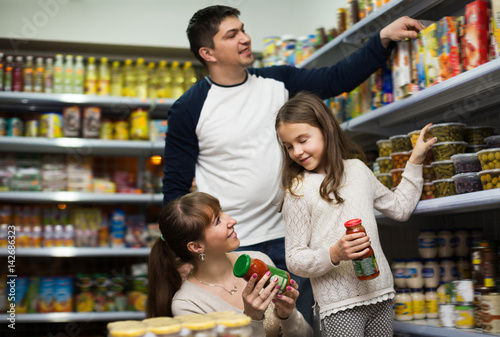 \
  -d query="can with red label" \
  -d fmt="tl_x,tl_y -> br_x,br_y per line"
482,293 -> 500,333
